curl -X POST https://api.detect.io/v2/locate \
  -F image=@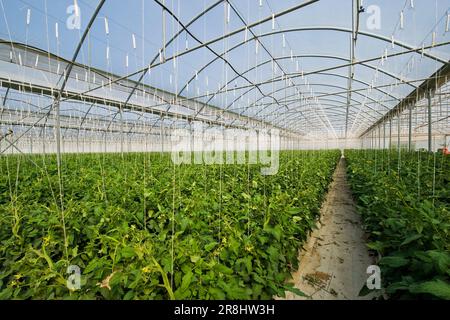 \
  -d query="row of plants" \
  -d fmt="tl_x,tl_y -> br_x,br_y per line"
345,149 -> 450,299
0,150 -> 340,299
